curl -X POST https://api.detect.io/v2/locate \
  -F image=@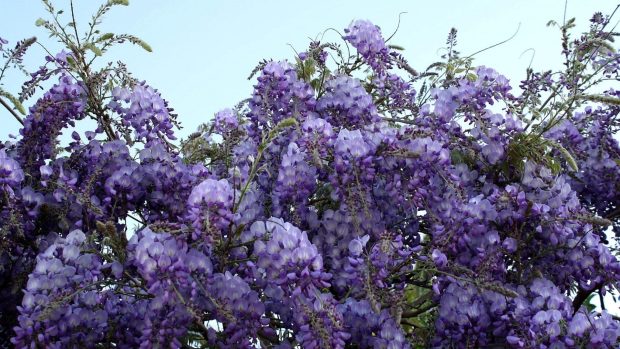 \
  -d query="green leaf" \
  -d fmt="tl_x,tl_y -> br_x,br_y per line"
547,141 -> 579,172
84,43 -> 103,56
450,149 -> 467,164
275,117 -> 297,129
583,294 -> 597,313
261,117 -> 298,151
97,33 -> 115,42
108,0 -> 129,6
310,78 -> 321,91
137,40 -> 152,52
35,18 -> 46,27
66,55 -> 76,67
466,73 -> 477,82
296,58 -> 316,81
0,90 -> 26,115
305,59 -> 316,76
564,17 -> 576,29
